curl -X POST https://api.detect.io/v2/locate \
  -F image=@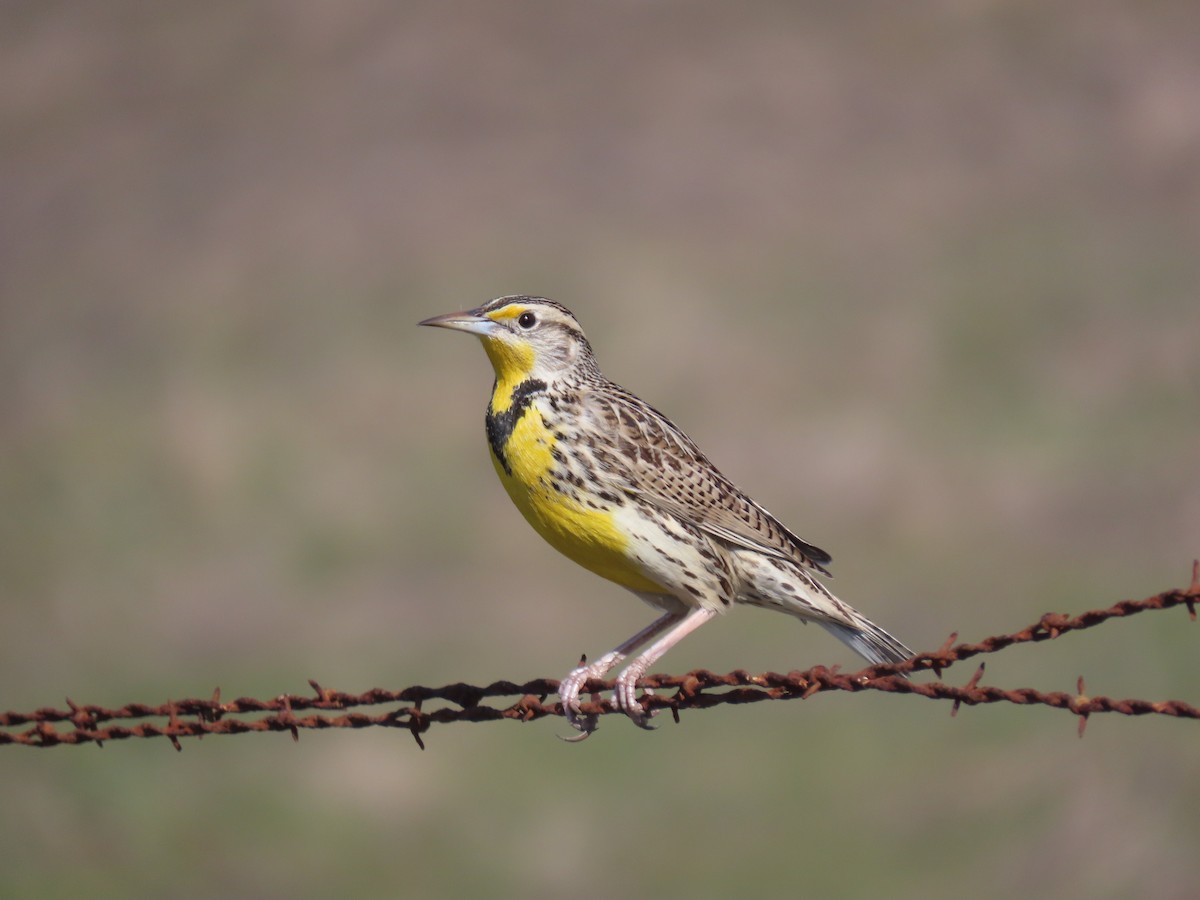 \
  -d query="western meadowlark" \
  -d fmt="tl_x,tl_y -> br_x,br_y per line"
421,295 -> 913,738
